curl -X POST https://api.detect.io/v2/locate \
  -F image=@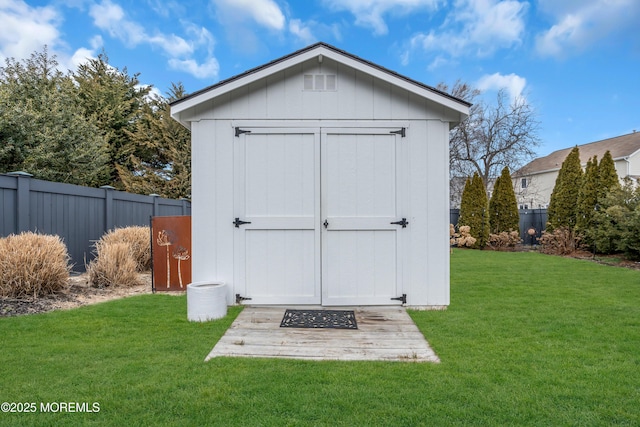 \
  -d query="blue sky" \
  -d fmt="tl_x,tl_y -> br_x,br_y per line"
1,0 -> 639,157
